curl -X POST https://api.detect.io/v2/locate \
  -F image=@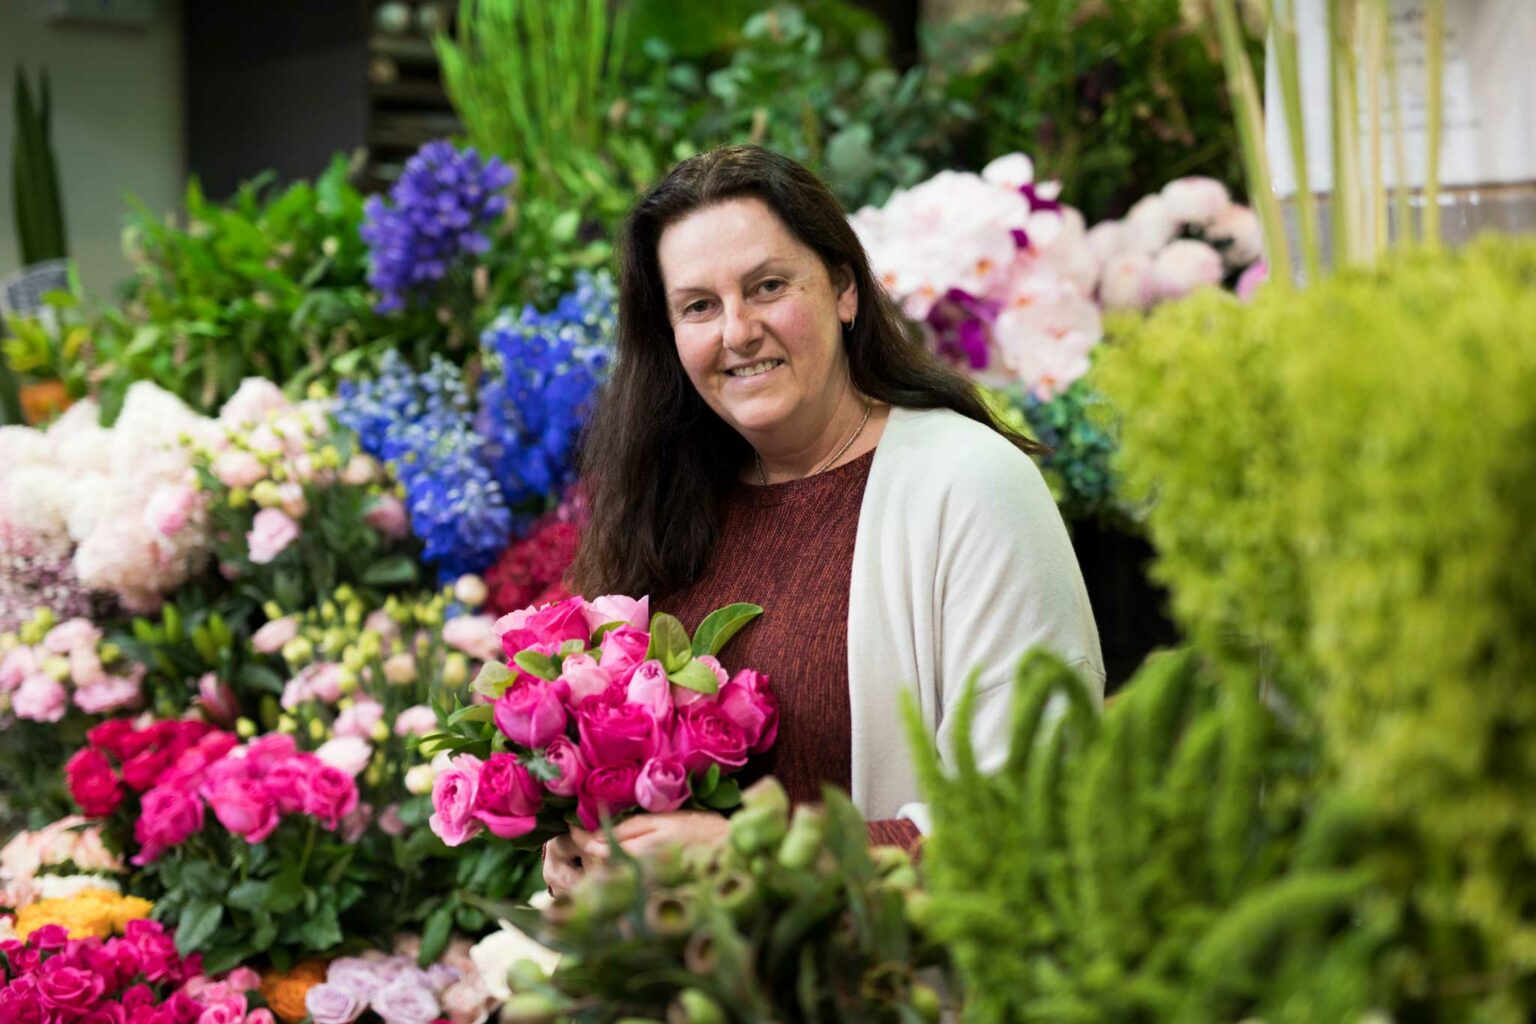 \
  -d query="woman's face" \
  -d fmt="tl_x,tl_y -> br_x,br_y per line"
657,197 -> 858,445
